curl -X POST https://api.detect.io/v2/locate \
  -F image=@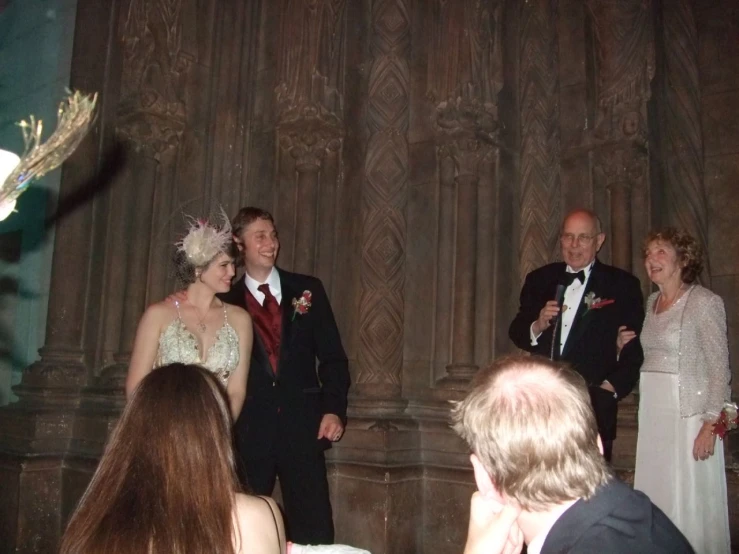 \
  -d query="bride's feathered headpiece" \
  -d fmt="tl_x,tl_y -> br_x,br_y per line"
175,208 -> 233,268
